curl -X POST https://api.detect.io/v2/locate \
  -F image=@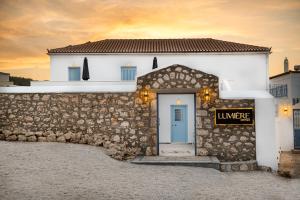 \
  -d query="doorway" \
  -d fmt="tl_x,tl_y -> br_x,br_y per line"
294,109 -> 300,149
158,94 -> 195,156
